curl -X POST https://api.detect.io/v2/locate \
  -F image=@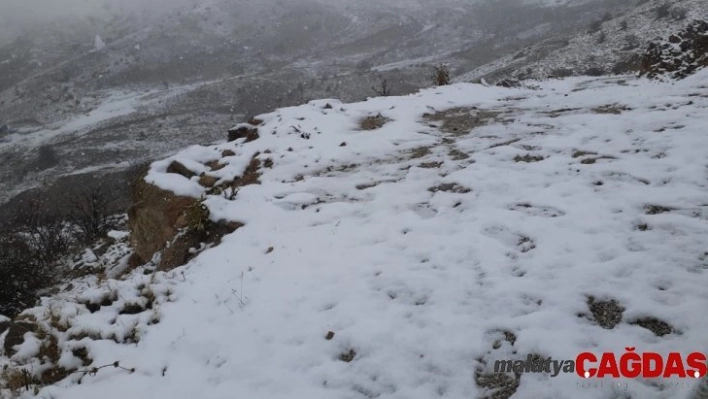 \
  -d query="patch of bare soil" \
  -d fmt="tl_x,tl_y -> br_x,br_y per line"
428,183 -> 471,194
630,317 -> 676,337
585,297 -> 624,329
475,330 -> 521,399
359,114 -> 390,130
513,154 -> 545,163
409,146 -> 432,159
423,107 -> 501,135
591,104 -> 632,114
